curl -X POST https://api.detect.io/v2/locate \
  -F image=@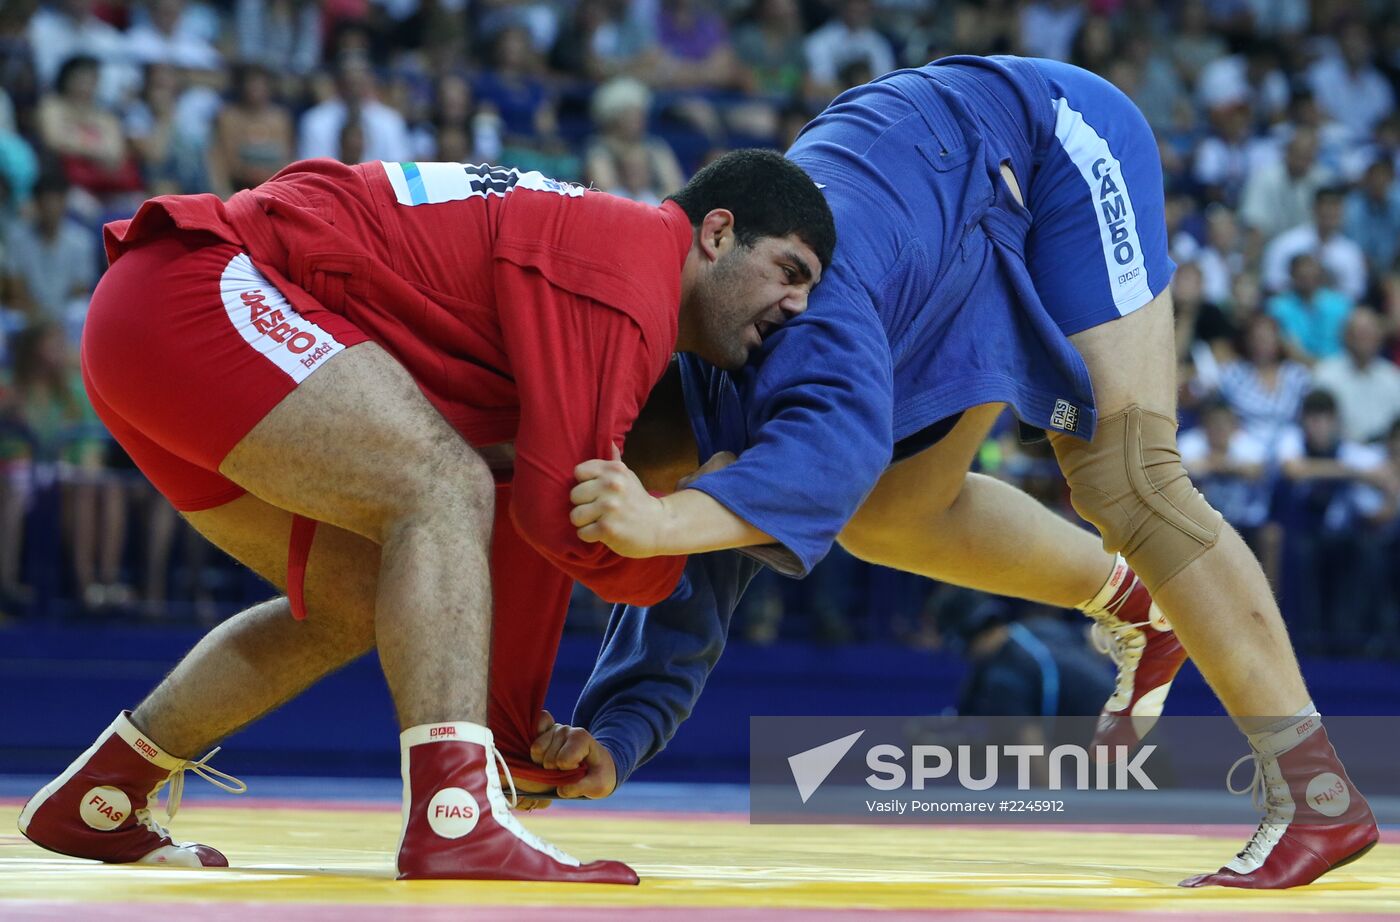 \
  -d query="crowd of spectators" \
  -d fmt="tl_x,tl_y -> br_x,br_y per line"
1,0 -> 1399,660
